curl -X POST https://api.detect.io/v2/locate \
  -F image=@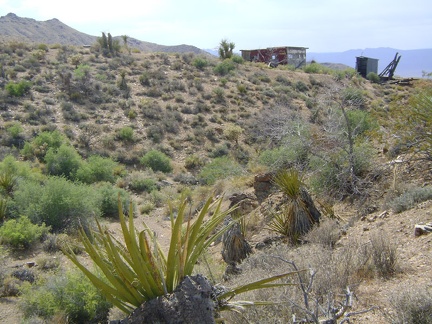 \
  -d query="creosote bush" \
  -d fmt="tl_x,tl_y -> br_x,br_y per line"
0,216 -> 49,249
20,270 -> 111,323
140,150 -> 172,173
198,156 -> 243,185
